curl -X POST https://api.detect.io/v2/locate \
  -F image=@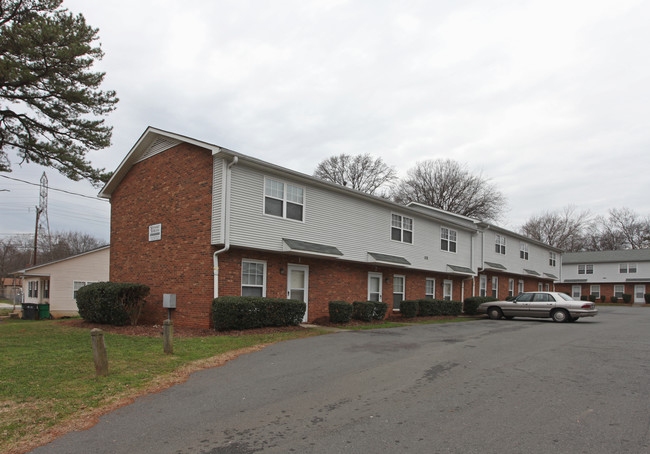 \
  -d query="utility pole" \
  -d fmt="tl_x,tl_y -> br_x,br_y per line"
31,172 -> 50,266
